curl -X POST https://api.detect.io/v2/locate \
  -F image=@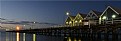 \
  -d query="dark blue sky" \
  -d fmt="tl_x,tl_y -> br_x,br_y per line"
1,1 -> 121,24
